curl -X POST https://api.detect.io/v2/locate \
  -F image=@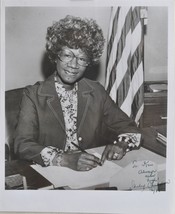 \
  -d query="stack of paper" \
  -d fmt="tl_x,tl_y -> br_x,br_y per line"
156,132 -> 167,146
149,84 -> 167,92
